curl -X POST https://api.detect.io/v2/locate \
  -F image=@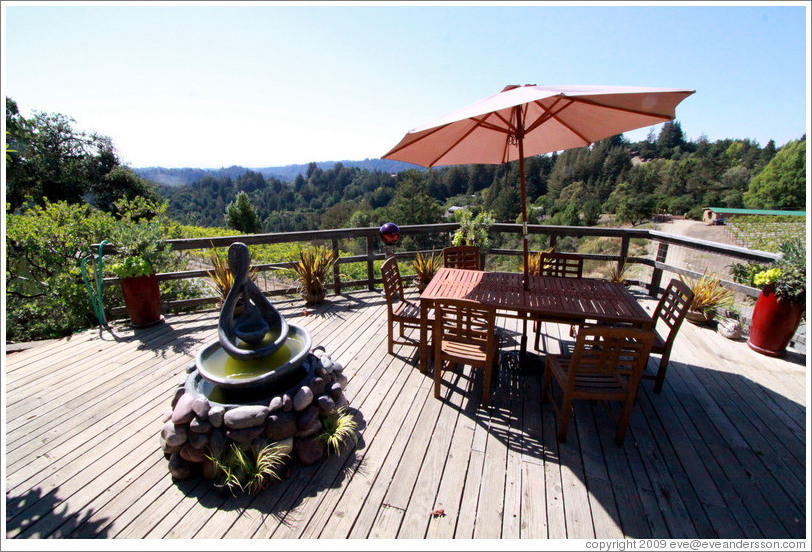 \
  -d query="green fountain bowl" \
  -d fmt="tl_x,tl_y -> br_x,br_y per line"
195,323 -> 312,395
